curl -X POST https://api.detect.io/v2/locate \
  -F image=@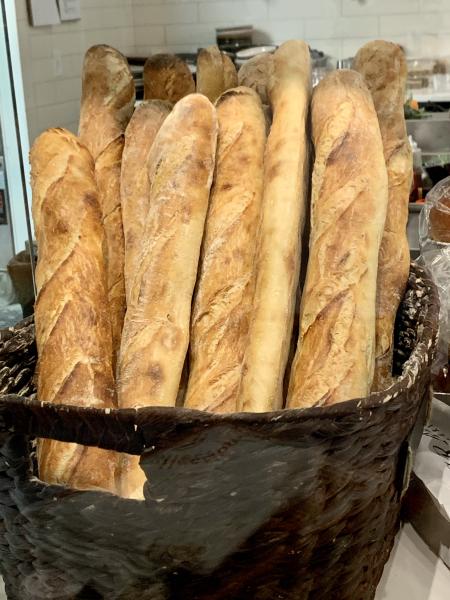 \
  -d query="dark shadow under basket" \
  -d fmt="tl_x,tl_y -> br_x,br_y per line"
0,264 -> 440,600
